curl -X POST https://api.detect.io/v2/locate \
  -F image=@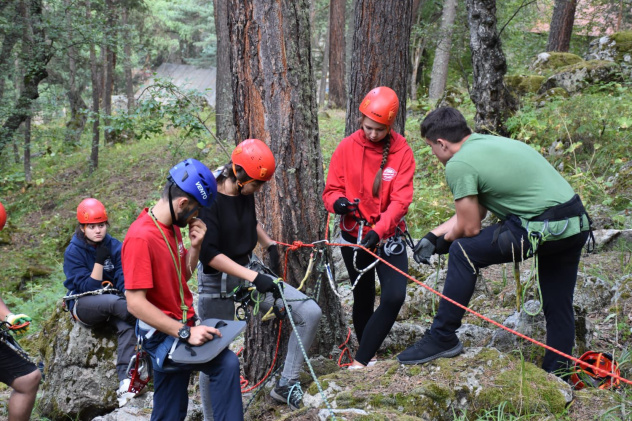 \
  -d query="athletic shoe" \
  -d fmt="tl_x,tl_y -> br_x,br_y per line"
397,331 -> 463,365
117,379 -> 136,407
270,379 -> 303,410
